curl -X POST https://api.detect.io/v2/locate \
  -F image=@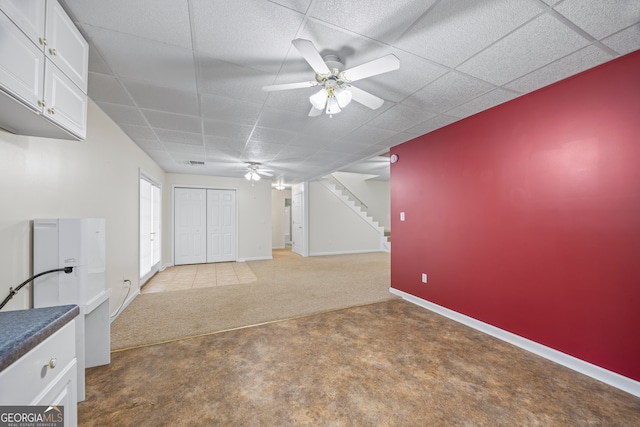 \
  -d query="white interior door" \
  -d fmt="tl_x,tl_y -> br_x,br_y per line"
140,175 -> 161,283
292,192 -> 303,255
174,188 -> 206,265
207,189 -> 236,263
